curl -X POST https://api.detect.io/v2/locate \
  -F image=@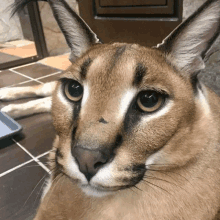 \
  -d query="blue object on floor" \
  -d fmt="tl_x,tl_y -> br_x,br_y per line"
0,111 -> 22,140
